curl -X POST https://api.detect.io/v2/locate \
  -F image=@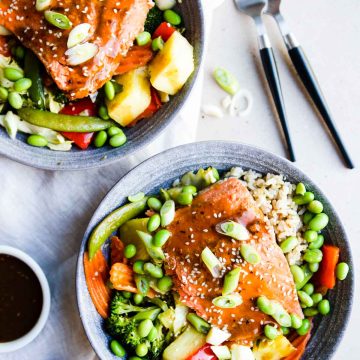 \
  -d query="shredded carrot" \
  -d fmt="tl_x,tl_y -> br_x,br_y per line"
83,251 -> 111,318
110,262 -> 138,293
115,45 -> 154,75
111,236 -> 127,265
